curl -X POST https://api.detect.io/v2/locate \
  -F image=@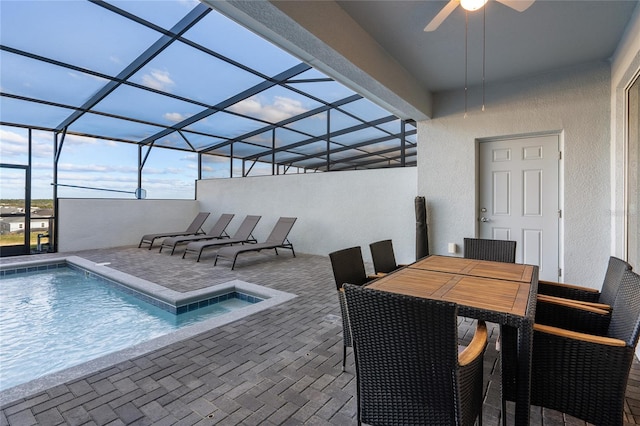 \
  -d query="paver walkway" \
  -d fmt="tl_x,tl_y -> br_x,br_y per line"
1,247 -> 639,425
